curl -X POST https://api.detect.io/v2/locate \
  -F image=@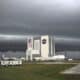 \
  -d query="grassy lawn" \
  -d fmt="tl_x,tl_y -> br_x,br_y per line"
0,63 -> 79,80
